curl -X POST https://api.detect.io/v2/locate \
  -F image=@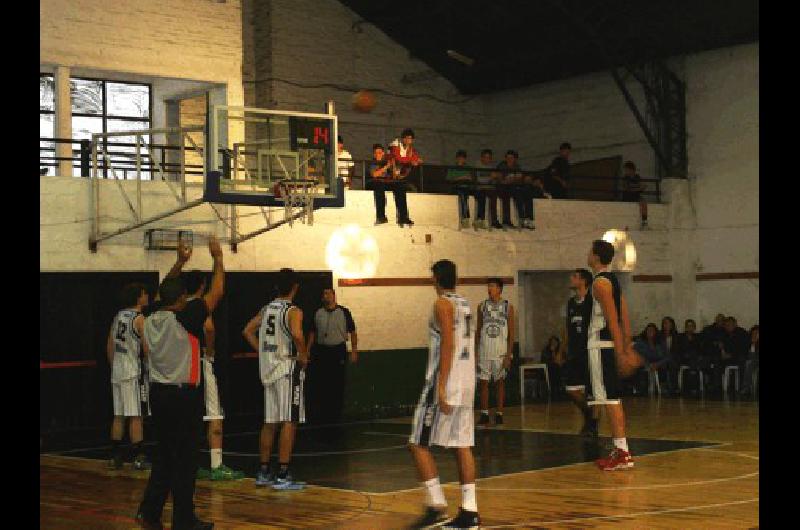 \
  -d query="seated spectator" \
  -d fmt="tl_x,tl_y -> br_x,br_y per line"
660,316 -> 680,394
337,136 -> 354,187
740,325 -> 759,398
531,175 -> 552,200
633,323 -> 667,395
474,149 -> 501,229
540,335 -> 565,397
367,143 -> 411,226
496,150 -> 533,229
497,150 -> 525,228
445,150 -> 474,229
546,142 -> 571,199
676,319 -> 710,394
622,161 -> 648,229
713,316 -> 749,394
